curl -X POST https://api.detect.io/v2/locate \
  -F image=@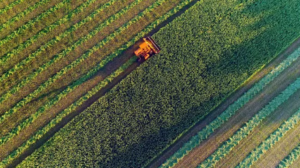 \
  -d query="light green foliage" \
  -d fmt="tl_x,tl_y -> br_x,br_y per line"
160,46 -> 300,168
278,144 -> 300,168
0,0 -> 25,15
237,107 -> 300,167
15,0 -> 300,167
198,77 -> 300,168
0,57 -> 136,168
0,0 -> 143,125
0,0 -> 115,83
0,0 -> 106,65
2,1 -> 199,165
0,0 -> 66,45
